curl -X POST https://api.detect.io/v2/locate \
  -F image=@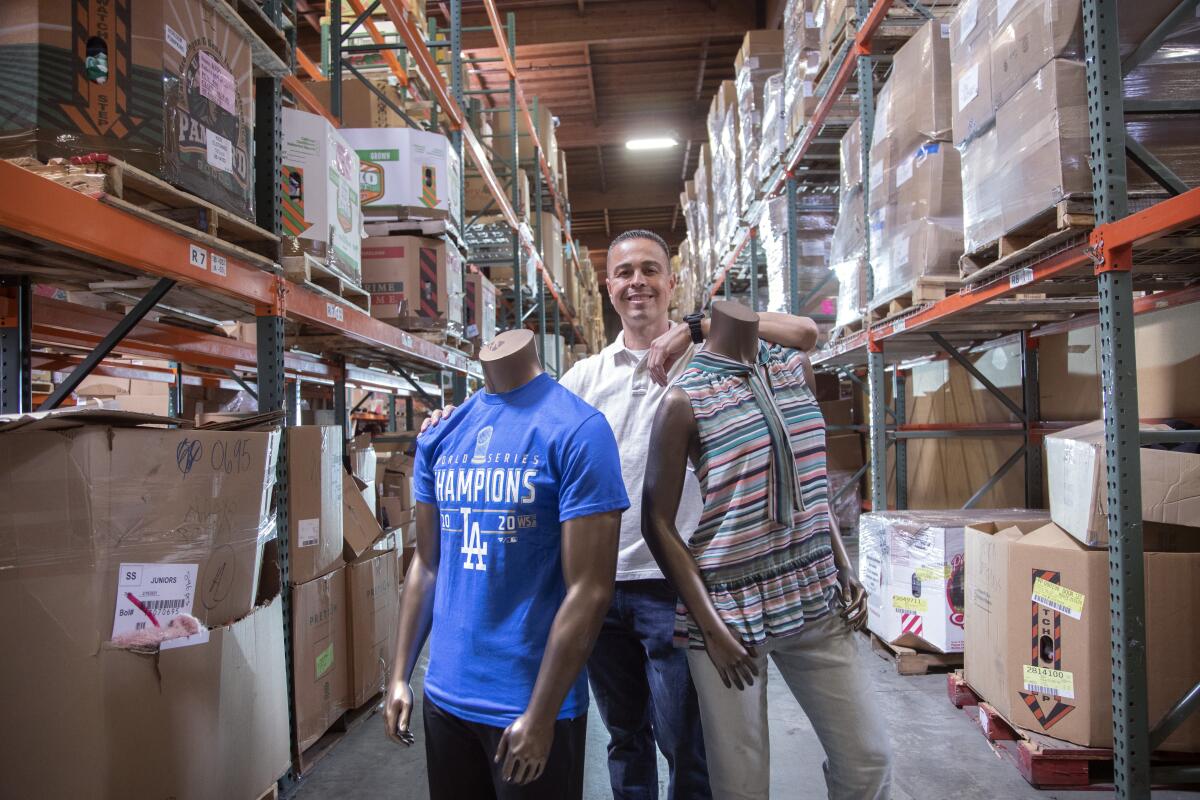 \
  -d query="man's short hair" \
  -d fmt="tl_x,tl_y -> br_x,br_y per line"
607,229 -> 671,264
